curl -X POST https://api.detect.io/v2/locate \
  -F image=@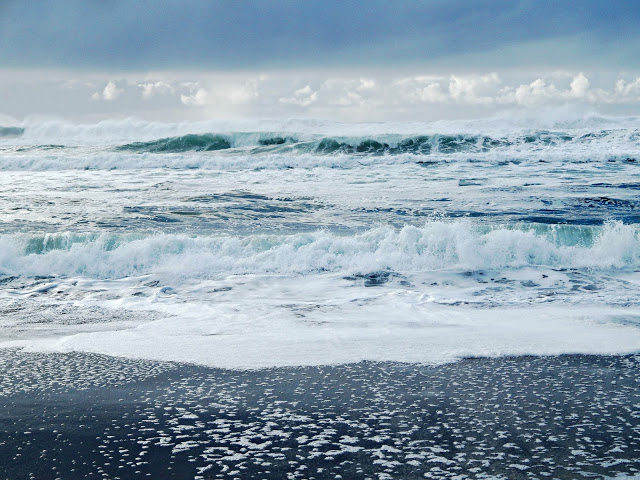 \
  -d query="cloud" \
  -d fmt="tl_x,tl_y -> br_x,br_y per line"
4,68 -> 640,123
2,1 -> 640,71
393,76 -> 447,103
272,71 -> 640,116
323,78 -> 377,107
138,81 -> 174,99
91,81 -> 123,101
570,72 -> 590,98
615,78 -> 640,97
180,84 -> 208,107
227,78 -> 262,105
279,85 -> 318,107
449,73 -> 501,105
502,73 -> 602,106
